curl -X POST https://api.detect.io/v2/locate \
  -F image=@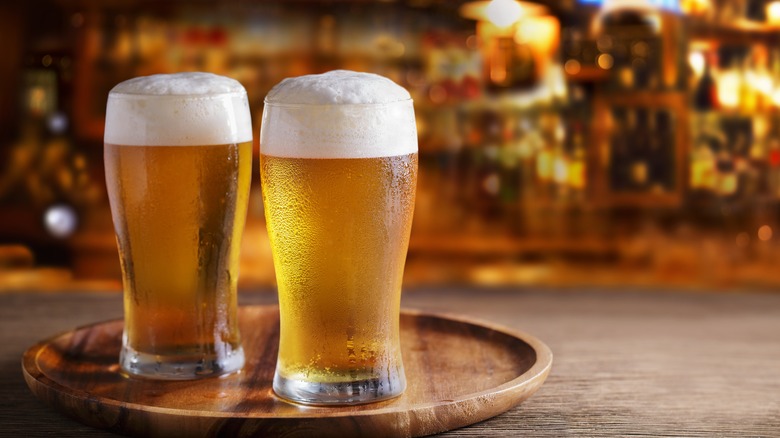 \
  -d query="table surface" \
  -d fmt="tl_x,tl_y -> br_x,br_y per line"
2,287 -> 779,437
